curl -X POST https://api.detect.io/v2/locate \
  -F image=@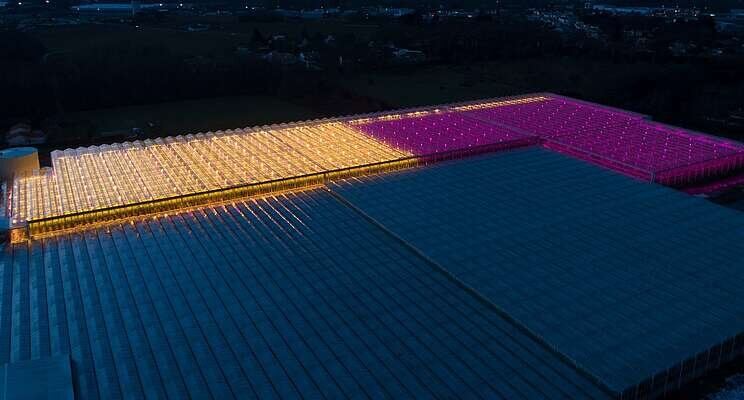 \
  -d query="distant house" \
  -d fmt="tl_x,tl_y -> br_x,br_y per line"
186,23 -> 209,32
95,127 -> 140,142
6,123 -> 47,146
374,7 -> 415,17
235,45 -> 252,55
729,110 -> 744,127
261,51 -> 299,66
717,21 -> 740,32
296,10 -> 324,19
591,4 -> 654,15
393,48 -> 426,63
273,8 -> 338,19
70,2 -> 166,15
